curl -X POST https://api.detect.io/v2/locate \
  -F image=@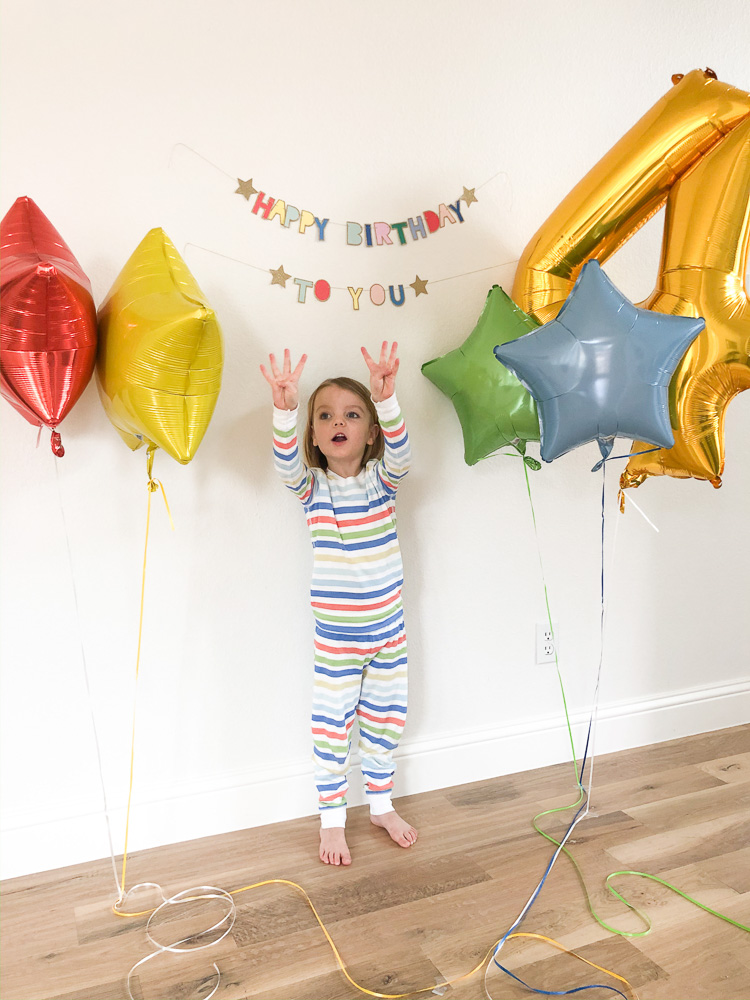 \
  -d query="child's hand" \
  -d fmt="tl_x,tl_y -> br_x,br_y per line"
260,350 -> 307,410
362,342 -> 399,402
